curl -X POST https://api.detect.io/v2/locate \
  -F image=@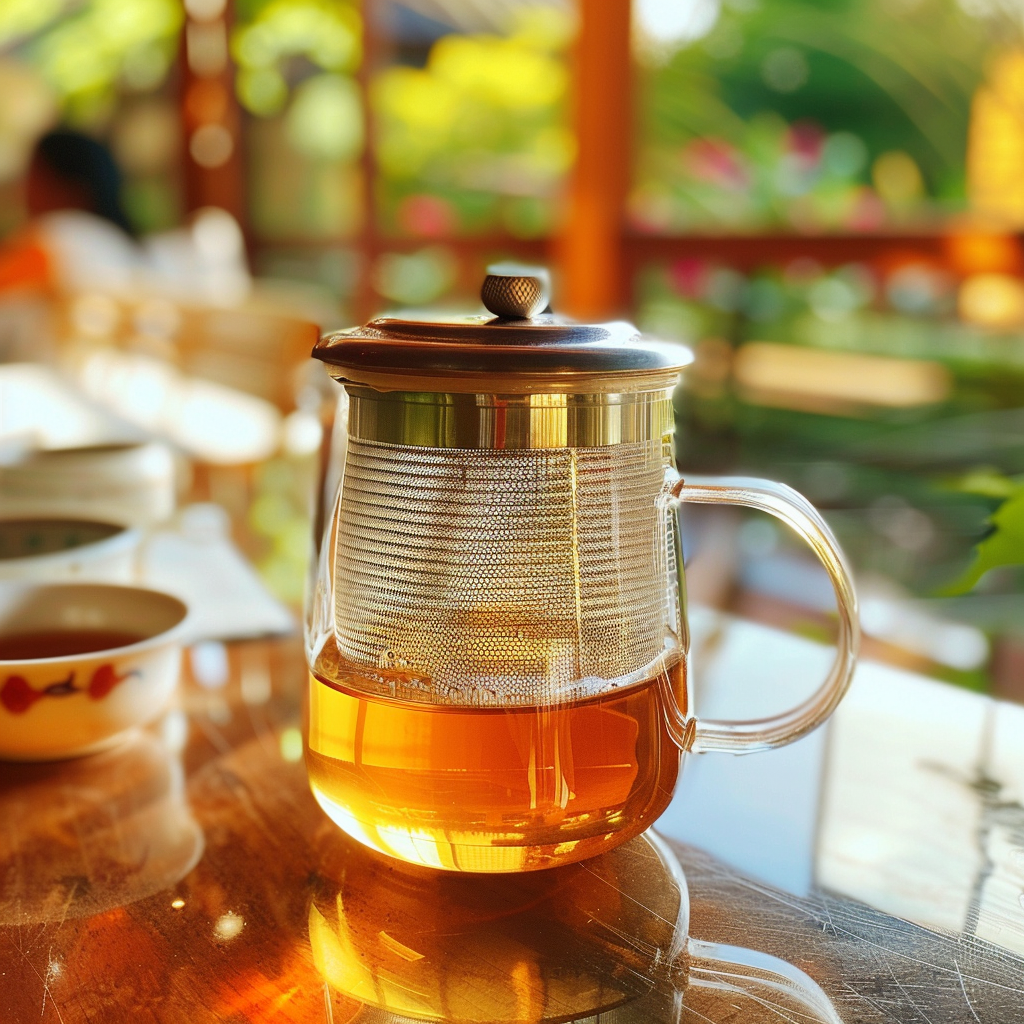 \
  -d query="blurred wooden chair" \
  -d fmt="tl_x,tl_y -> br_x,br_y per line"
50,289 -> 319,414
